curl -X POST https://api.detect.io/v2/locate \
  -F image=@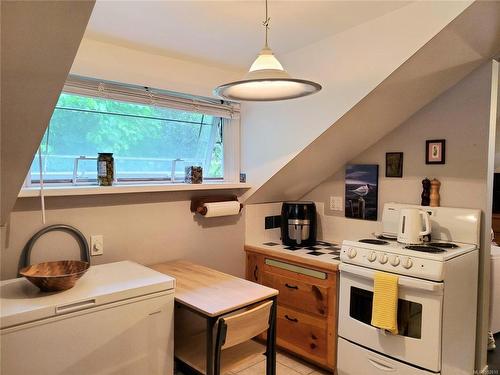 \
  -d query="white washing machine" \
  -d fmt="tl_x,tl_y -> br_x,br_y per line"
490,245 -> 500,334
1,261 -> 175,375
